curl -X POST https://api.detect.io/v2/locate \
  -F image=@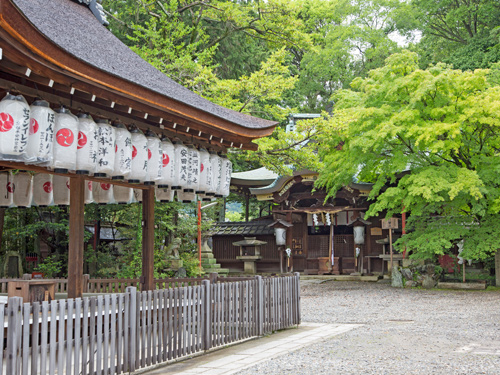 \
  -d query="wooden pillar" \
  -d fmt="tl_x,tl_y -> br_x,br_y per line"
245,190 -> 250,222
68,175 -> 85,299
286,212 -> 293,272
141,187 -> 155,291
